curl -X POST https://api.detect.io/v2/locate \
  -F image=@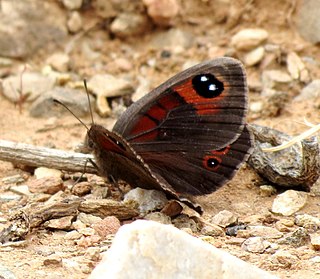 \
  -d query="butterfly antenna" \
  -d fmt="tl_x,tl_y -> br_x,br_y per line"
53,99 -> 89,131
83,79 -> 95,125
